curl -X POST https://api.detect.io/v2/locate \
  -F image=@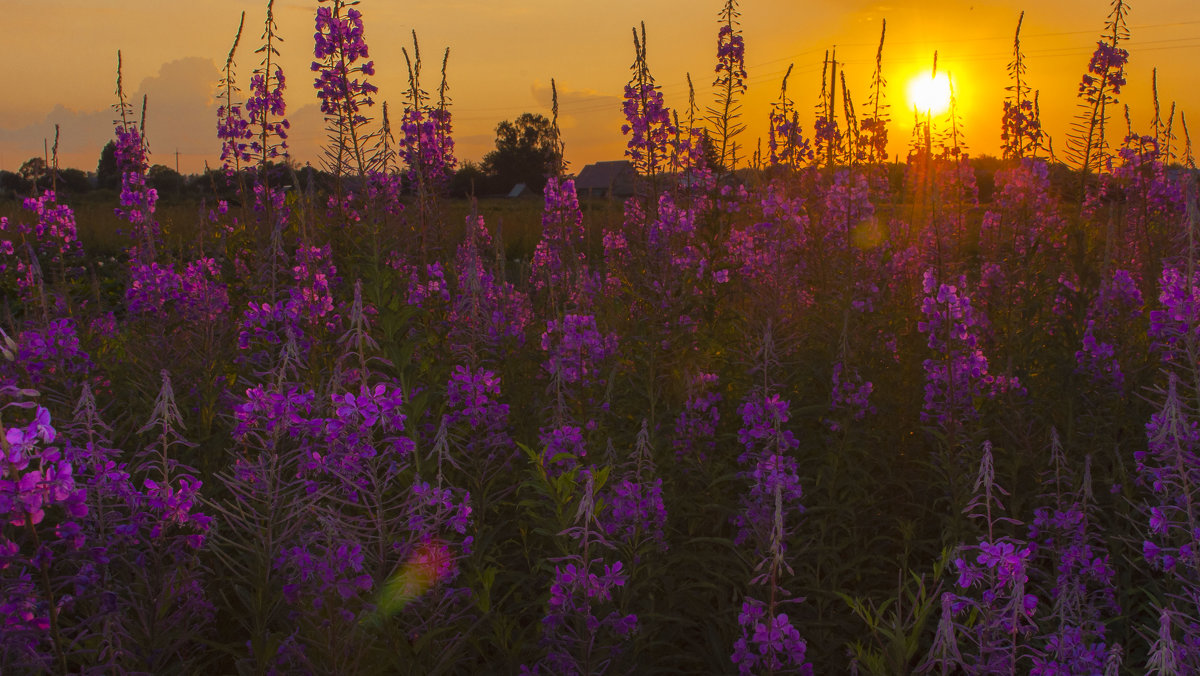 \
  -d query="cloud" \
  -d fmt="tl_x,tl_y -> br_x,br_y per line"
281,103 -> 327,170
528,80 -> 626,168
529,81 -> 622,130
0,57 -> 222,173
